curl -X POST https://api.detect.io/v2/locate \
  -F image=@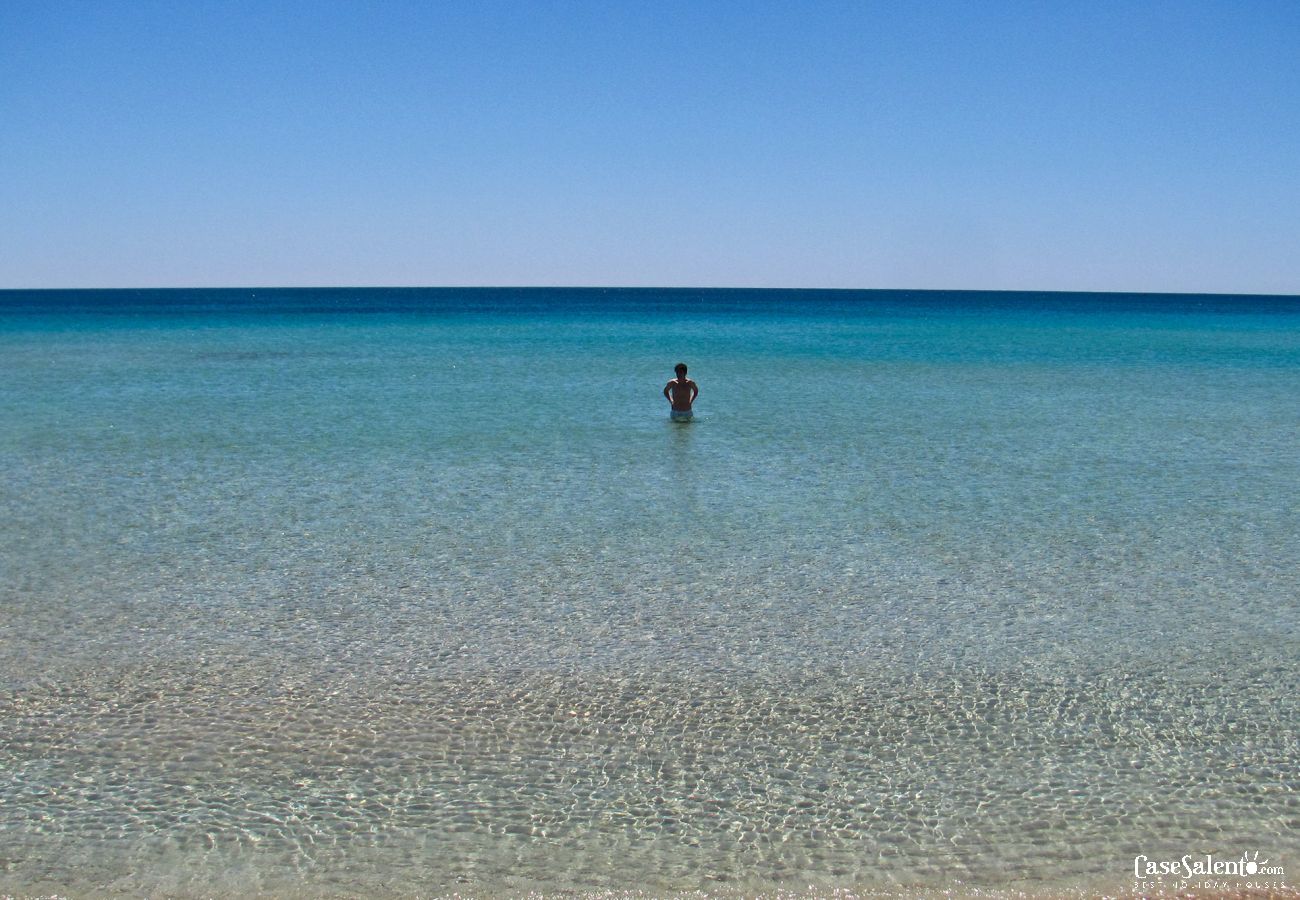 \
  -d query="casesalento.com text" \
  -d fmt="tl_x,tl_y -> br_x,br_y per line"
1134,853 -> 1284,879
